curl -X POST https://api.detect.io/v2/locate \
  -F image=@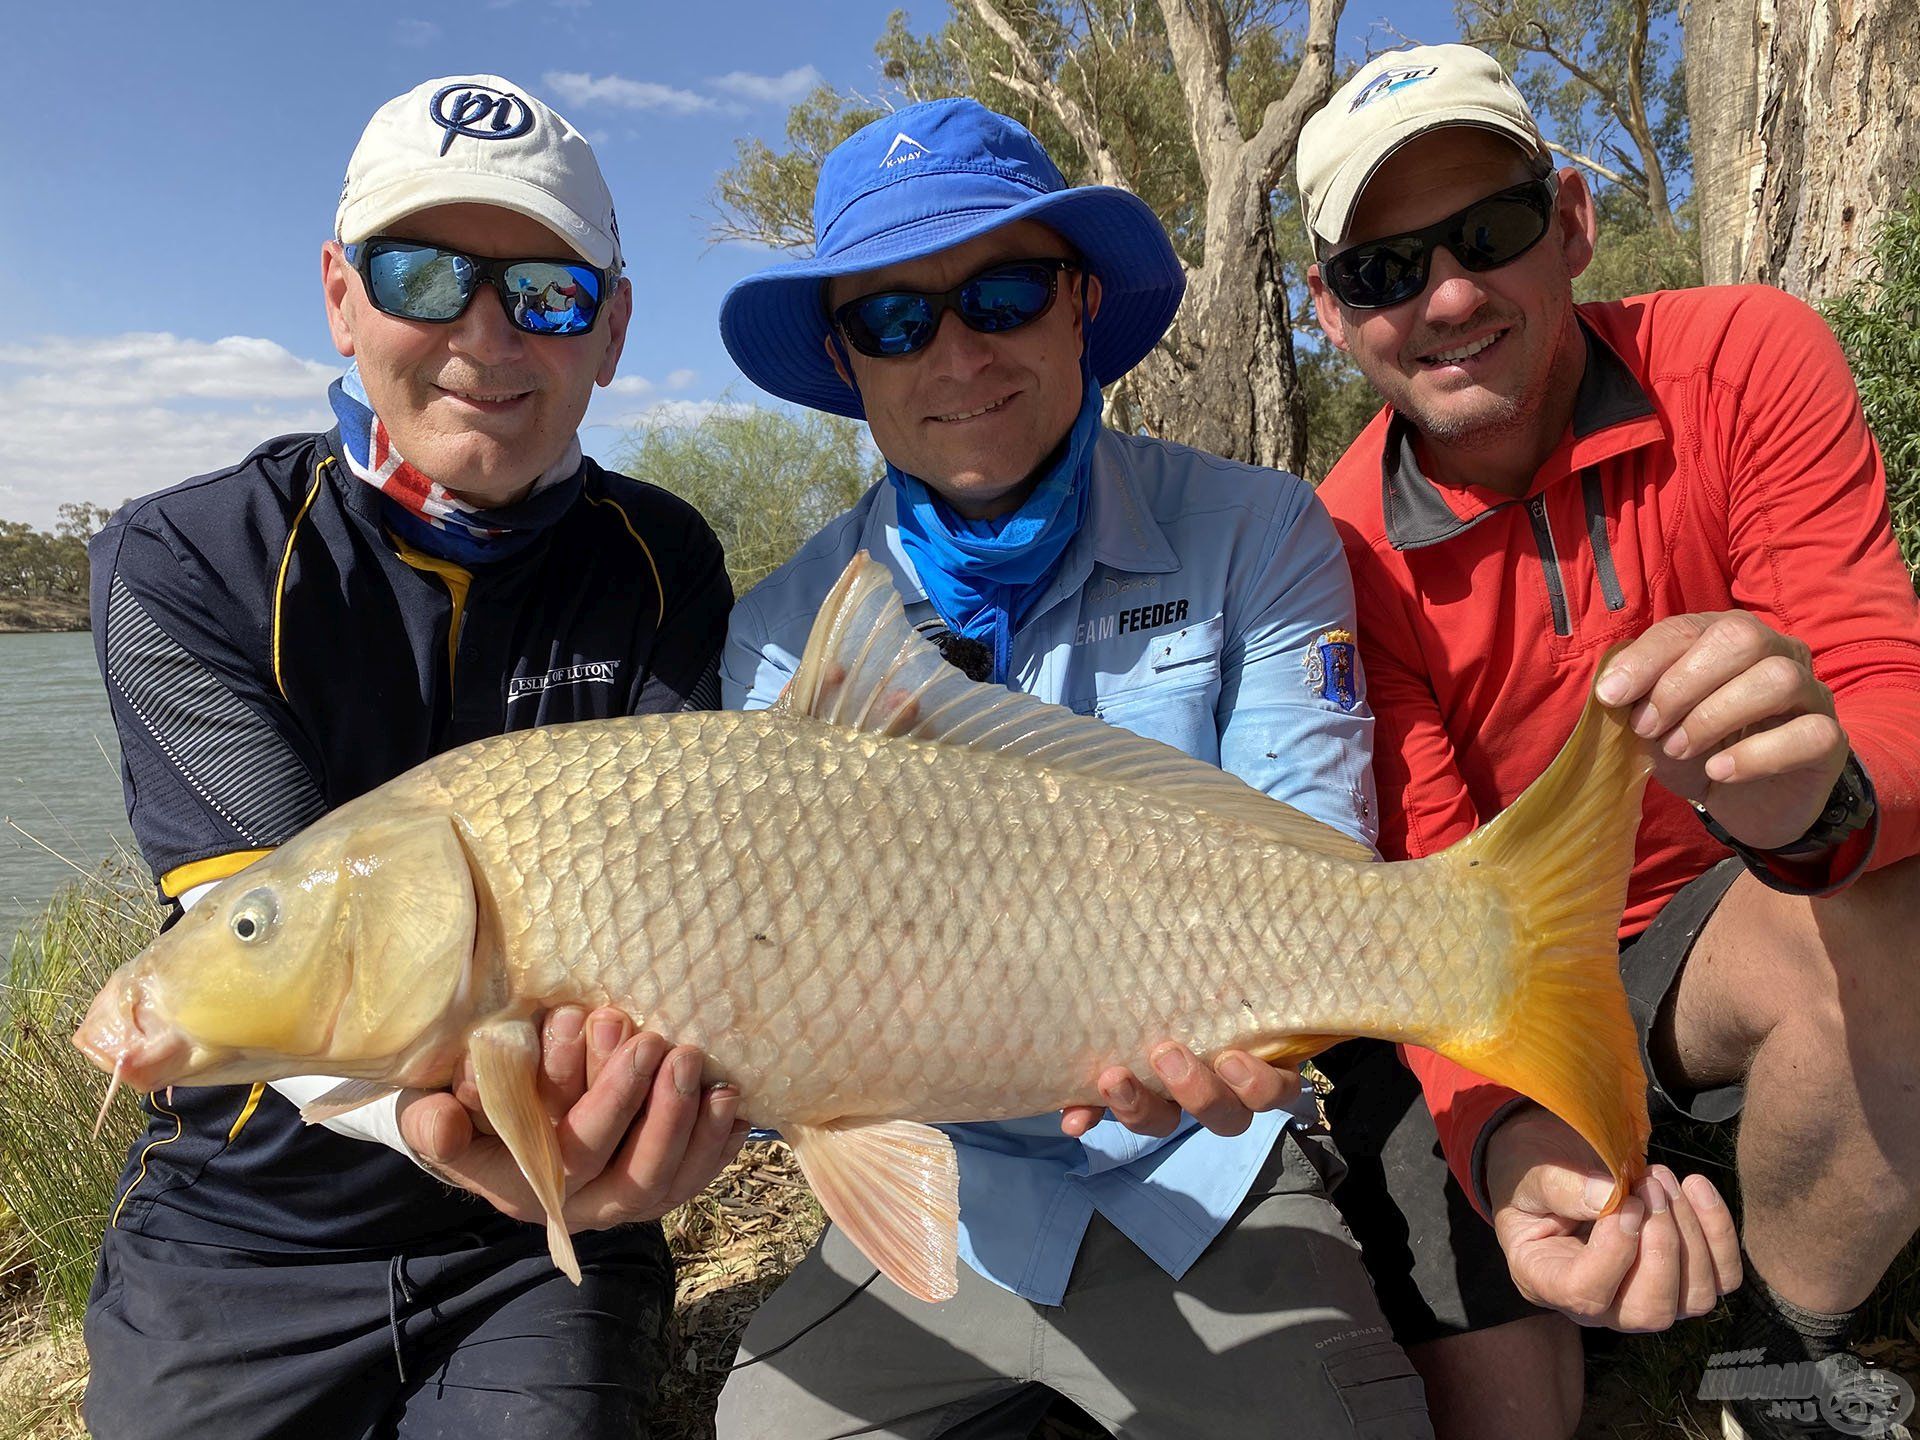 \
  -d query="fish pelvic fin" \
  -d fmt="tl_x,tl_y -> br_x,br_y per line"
1247,1034 -> 1354,1069
468,1015 -> 580,1284
1437,649 -> 1654,1213
787,553 -> 1371,862
298,1079 -> 402,1124
785,1119 -> 960,1304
